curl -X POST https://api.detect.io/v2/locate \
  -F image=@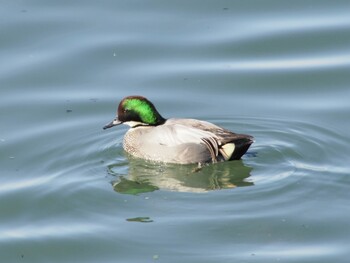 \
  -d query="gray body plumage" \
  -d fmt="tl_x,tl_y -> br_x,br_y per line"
123,118 -> 253,164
